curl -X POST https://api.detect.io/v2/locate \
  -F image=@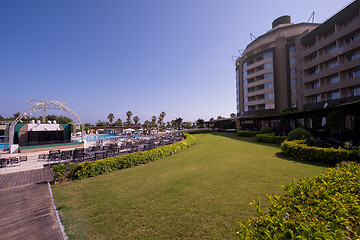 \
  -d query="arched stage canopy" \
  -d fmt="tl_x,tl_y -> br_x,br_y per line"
8,100 -> 85,146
